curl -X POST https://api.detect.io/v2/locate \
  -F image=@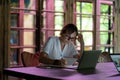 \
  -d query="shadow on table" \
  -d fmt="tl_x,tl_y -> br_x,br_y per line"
109,73 -> 120,77
77,69 -> 97,75
53,69 -> 97,77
